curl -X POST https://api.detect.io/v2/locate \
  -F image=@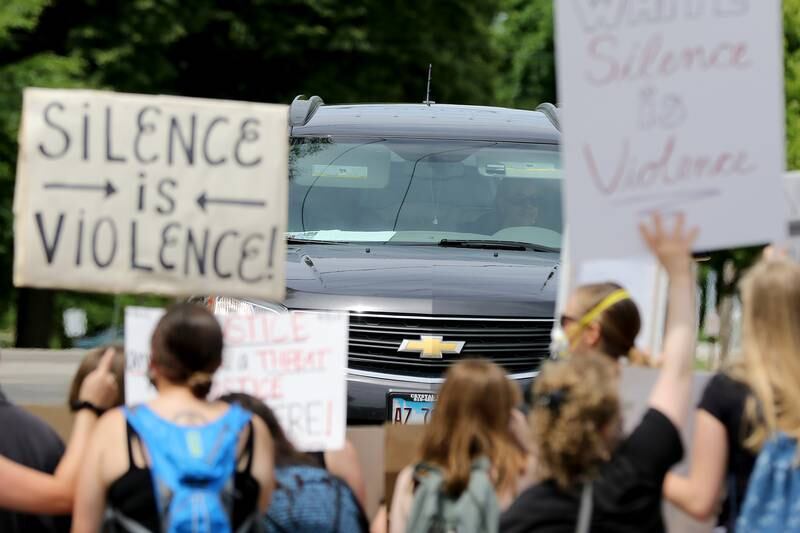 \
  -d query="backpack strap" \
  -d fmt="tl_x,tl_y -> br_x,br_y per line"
575,482 -> 593,533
